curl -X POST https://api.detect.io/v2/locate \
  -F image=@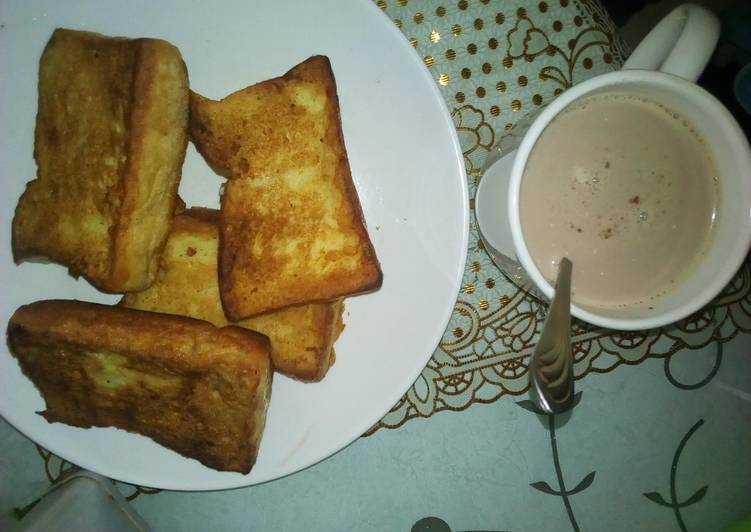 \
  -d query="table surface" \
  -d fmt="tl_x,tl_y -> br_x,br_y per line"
2,1 -> 750,530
